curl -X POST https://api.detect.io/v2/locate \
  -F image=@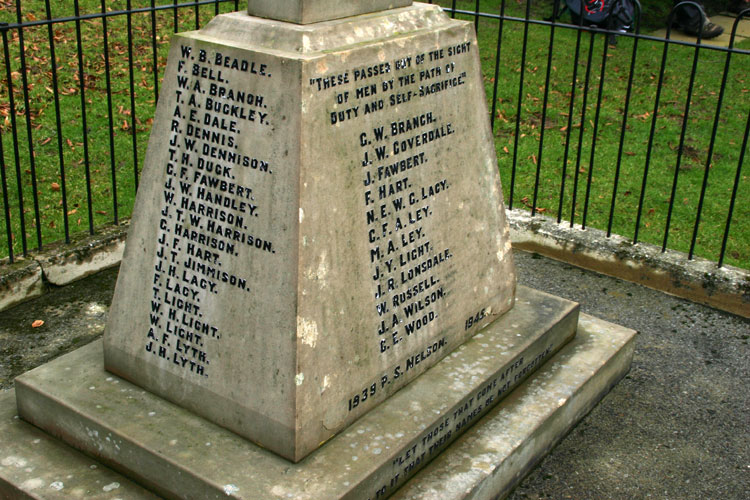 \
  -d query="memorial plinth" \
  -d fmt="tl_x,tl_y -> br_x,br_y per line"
103,2 -> 516,461
15,288 -> 579,499
3,299 -> 637,500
